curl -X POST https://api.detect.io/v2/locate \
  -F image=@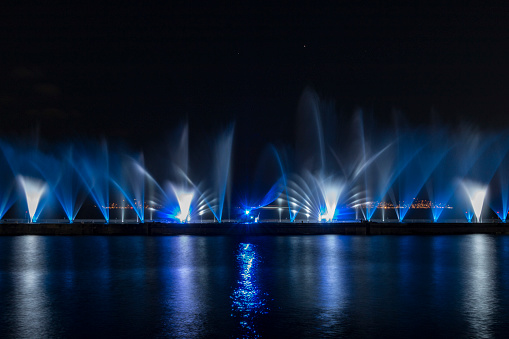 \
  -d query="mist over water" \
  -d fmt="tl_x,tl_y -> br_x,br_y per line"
1,235 -> 509,338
